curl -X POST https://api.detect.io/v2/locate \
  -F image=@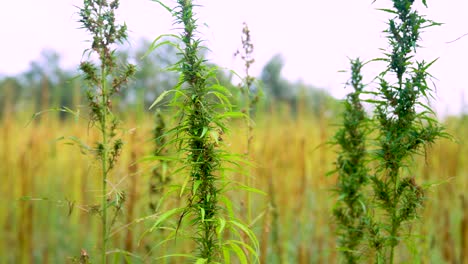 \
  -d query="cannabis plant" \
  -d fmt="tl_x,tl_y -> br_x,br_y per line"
333,58 -> 369,263
333,1 -> 446,262
368,0 -> 445,262
234,22 -> 259,224
235,22 -> 259,134
78,1 -> 135,262
149,110 -> 171,213
148,0 -> 258,263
